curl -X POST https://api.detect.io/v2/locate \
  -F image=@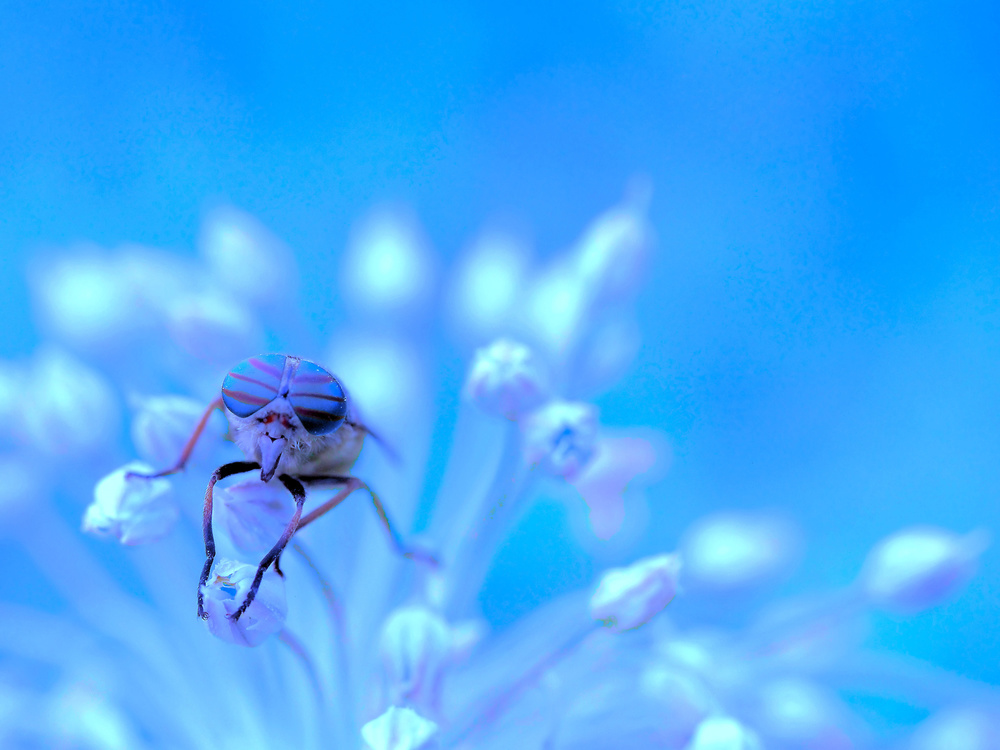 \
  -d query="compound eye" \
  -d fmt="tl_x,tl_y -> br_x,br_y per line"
221,354 -> 287,418
288,360 -> 348,435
